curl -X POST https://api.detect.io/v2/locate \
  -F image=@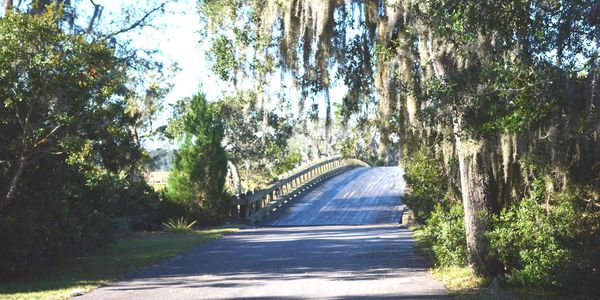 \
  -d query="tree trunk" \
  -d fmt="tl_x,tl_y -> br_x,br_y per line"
454,120 -> 494,275
324,88 -> 332,155
227,160 -> 242,196
2,154 -> 26,210
3,0 -> 12,14
378,127 -> 390,165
